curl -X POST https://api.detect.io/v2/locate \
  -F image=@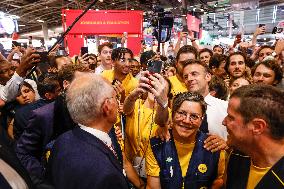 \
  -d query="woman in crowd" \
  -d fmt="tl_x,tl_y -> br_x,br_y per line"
146,92 -> 225,189
229,77 -> 252,95
7,80 -> 38,139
